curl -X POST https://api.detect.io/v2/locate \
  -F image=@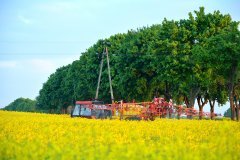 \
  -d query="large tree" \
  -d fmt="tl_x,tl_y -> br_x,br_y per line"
203,23 -> 240,120
36,65 -> 73,113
